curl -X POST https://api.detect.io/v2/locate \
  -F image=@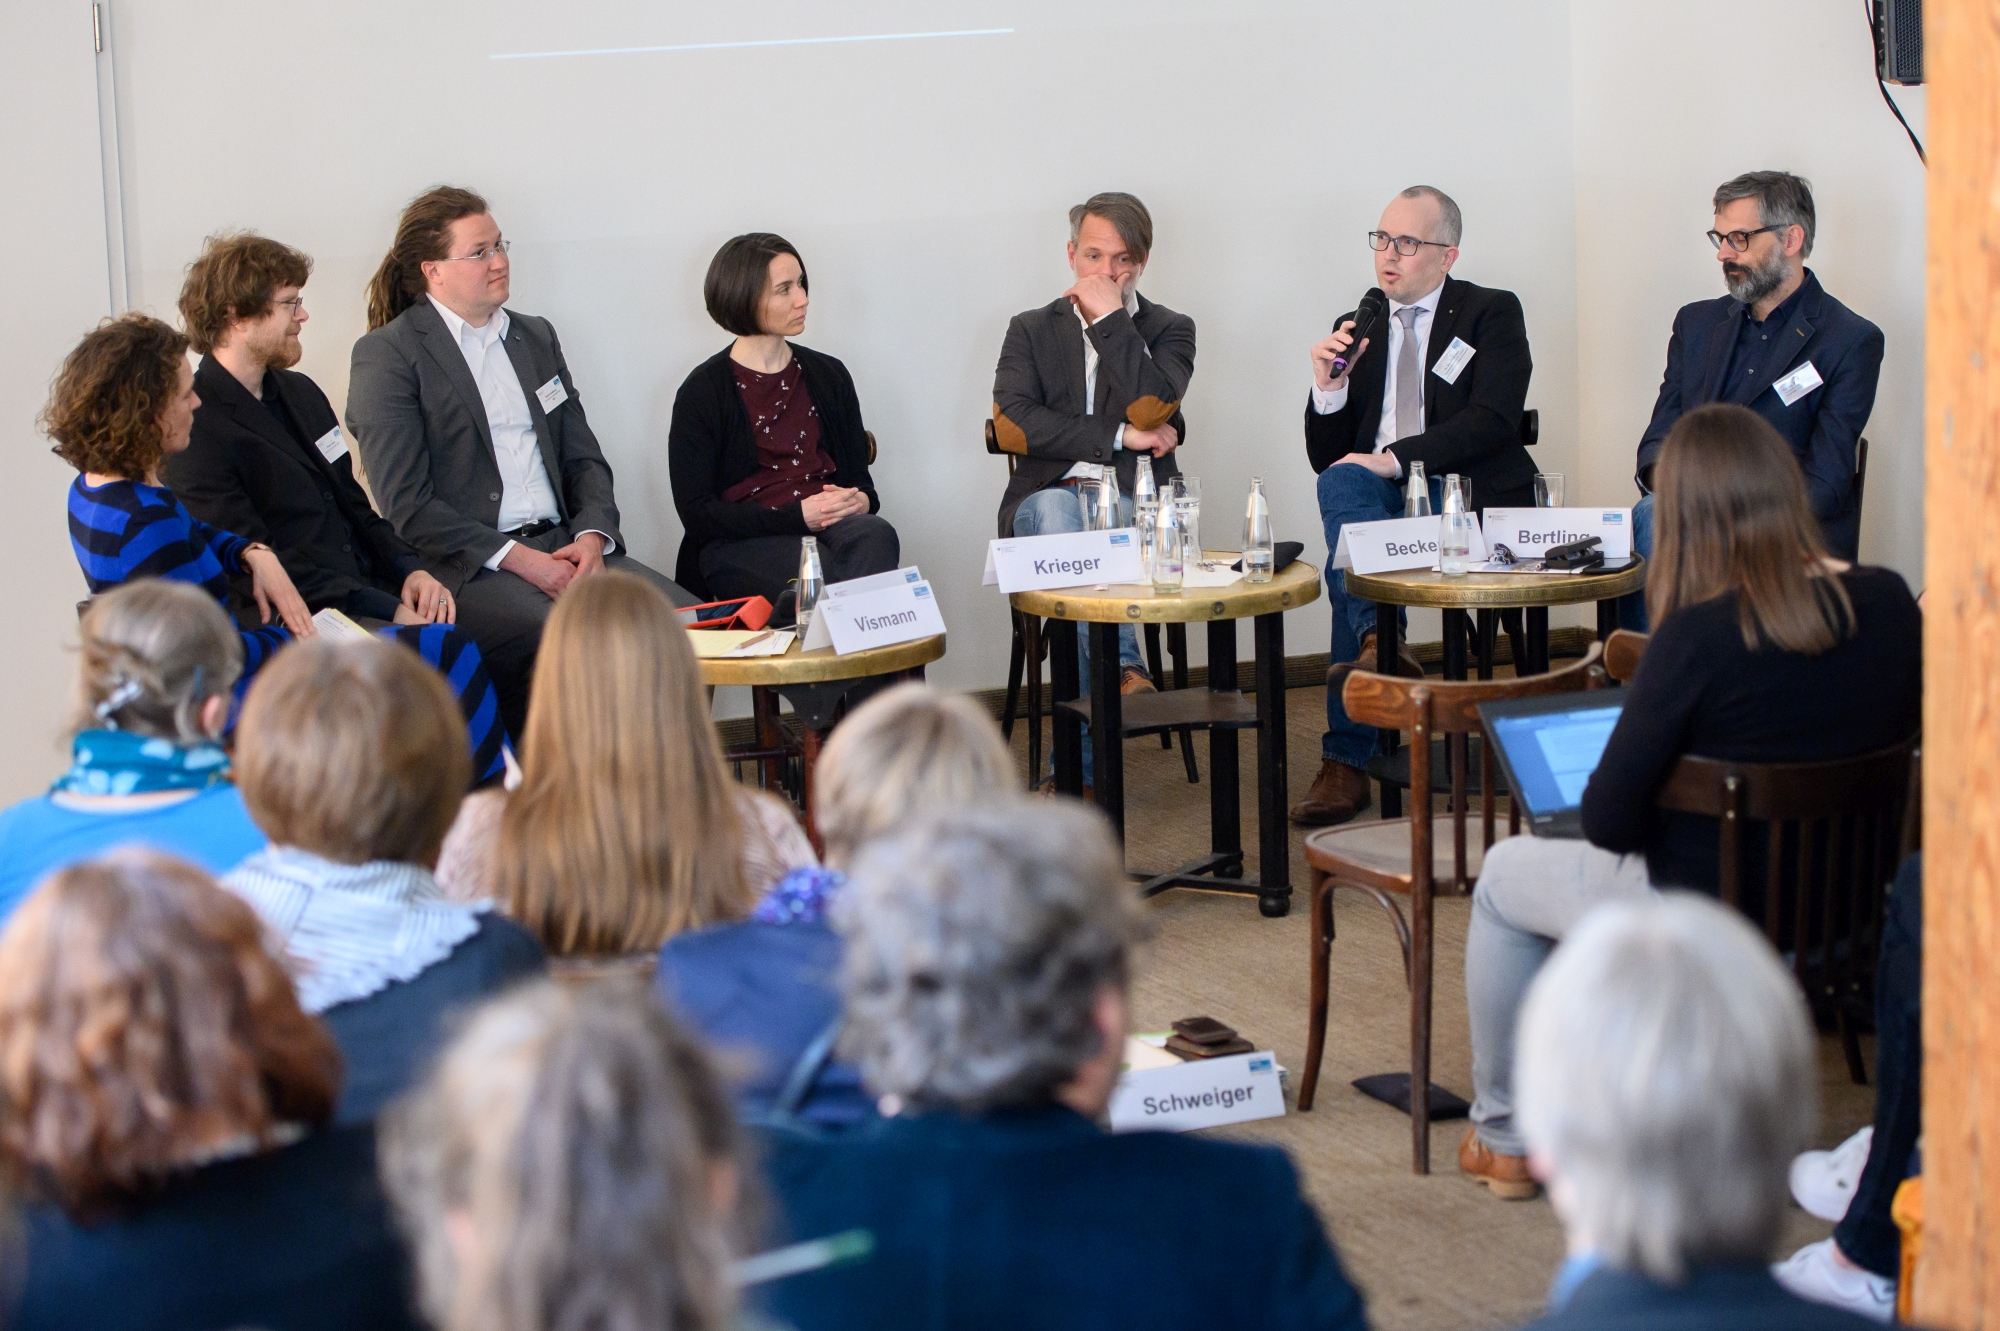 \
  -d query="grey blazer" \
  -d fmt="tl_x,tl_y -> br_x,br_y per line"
345,300 -> 625,592
991,294 -> 1196,537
